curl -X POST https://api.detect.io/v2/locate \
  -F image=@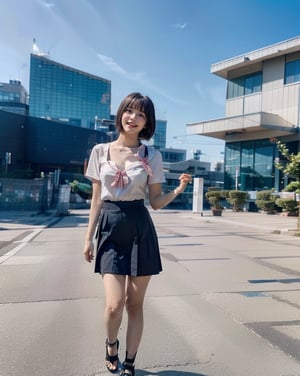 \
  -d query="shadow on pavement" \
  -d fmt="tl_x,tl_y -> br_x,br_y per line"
0,210 -> 89,228
137,370 -> 207,376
